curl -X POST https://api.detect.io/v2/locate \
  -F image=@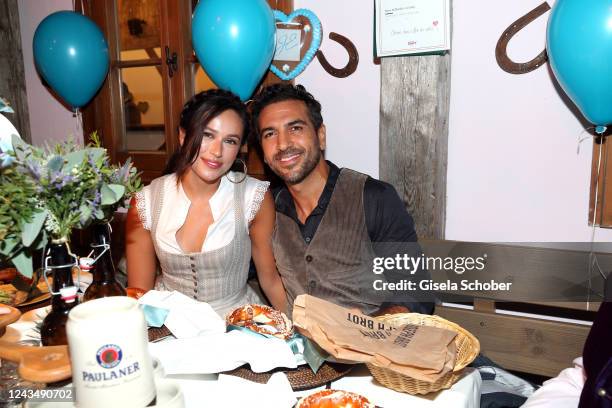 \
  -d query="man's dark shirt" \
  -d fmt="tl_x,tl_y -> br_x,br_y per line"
274,162 -> 417,244
273,161 -> 434,314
